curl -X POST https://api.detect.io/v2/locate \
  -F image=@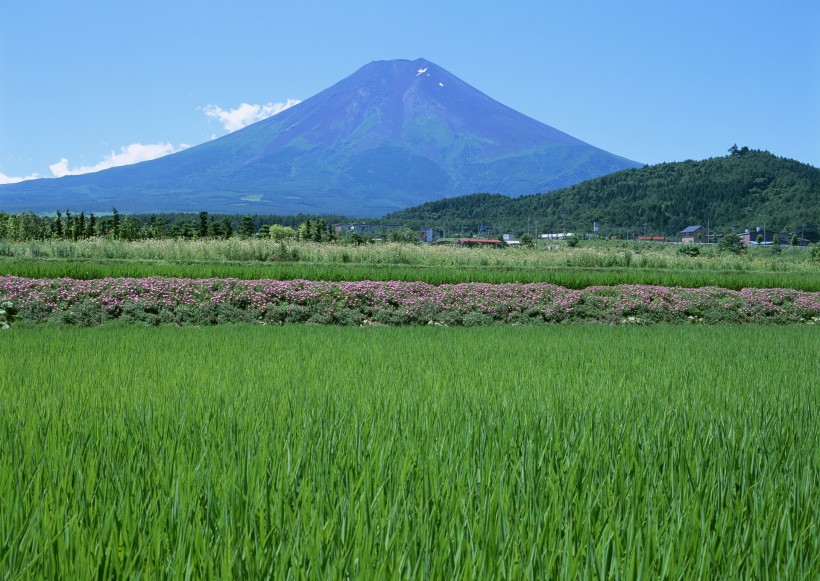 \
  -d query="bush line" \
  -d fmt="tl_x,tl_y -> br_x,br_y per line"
2,275 -> 818,326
